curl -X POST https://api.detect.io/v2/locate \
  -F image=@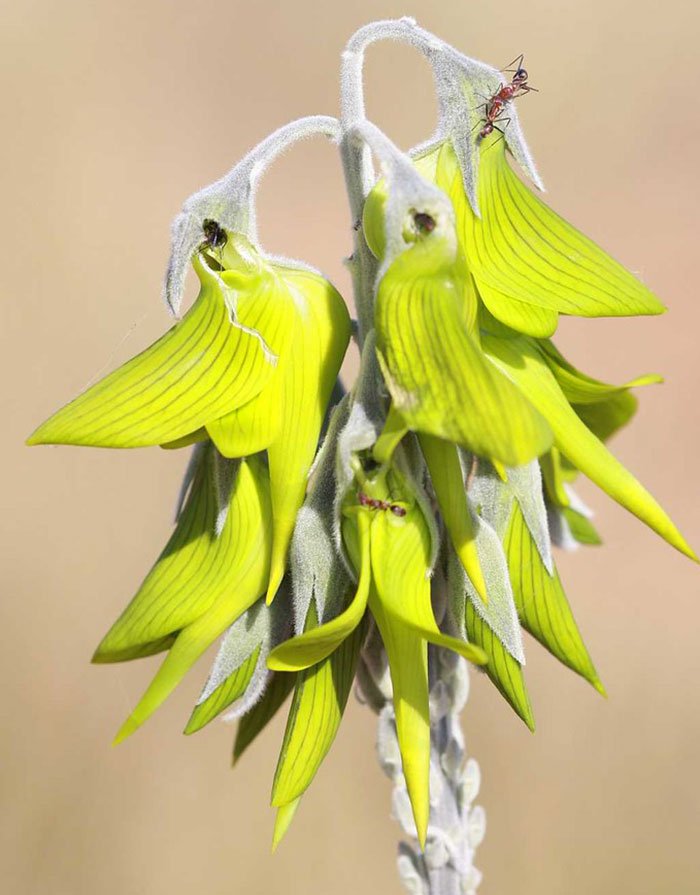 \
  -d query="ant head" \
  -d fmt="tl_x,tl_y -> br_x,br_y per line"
202,219 -> 227,248
412,211 -> 436,234
400,200 -> 451,250
513,68 -> 528,84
